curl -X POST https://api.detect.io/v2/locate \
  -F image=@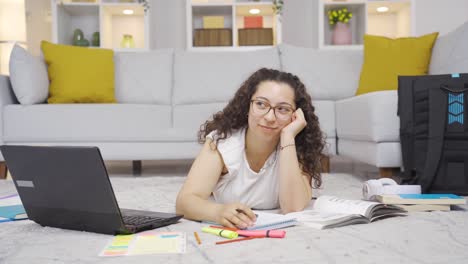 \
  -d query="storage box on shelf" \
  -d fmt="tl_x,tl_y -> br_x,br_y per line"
51,0 -> 150,51
194,28 -> 232,46
238,28 -> 273,46
187,0 -> 281,49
